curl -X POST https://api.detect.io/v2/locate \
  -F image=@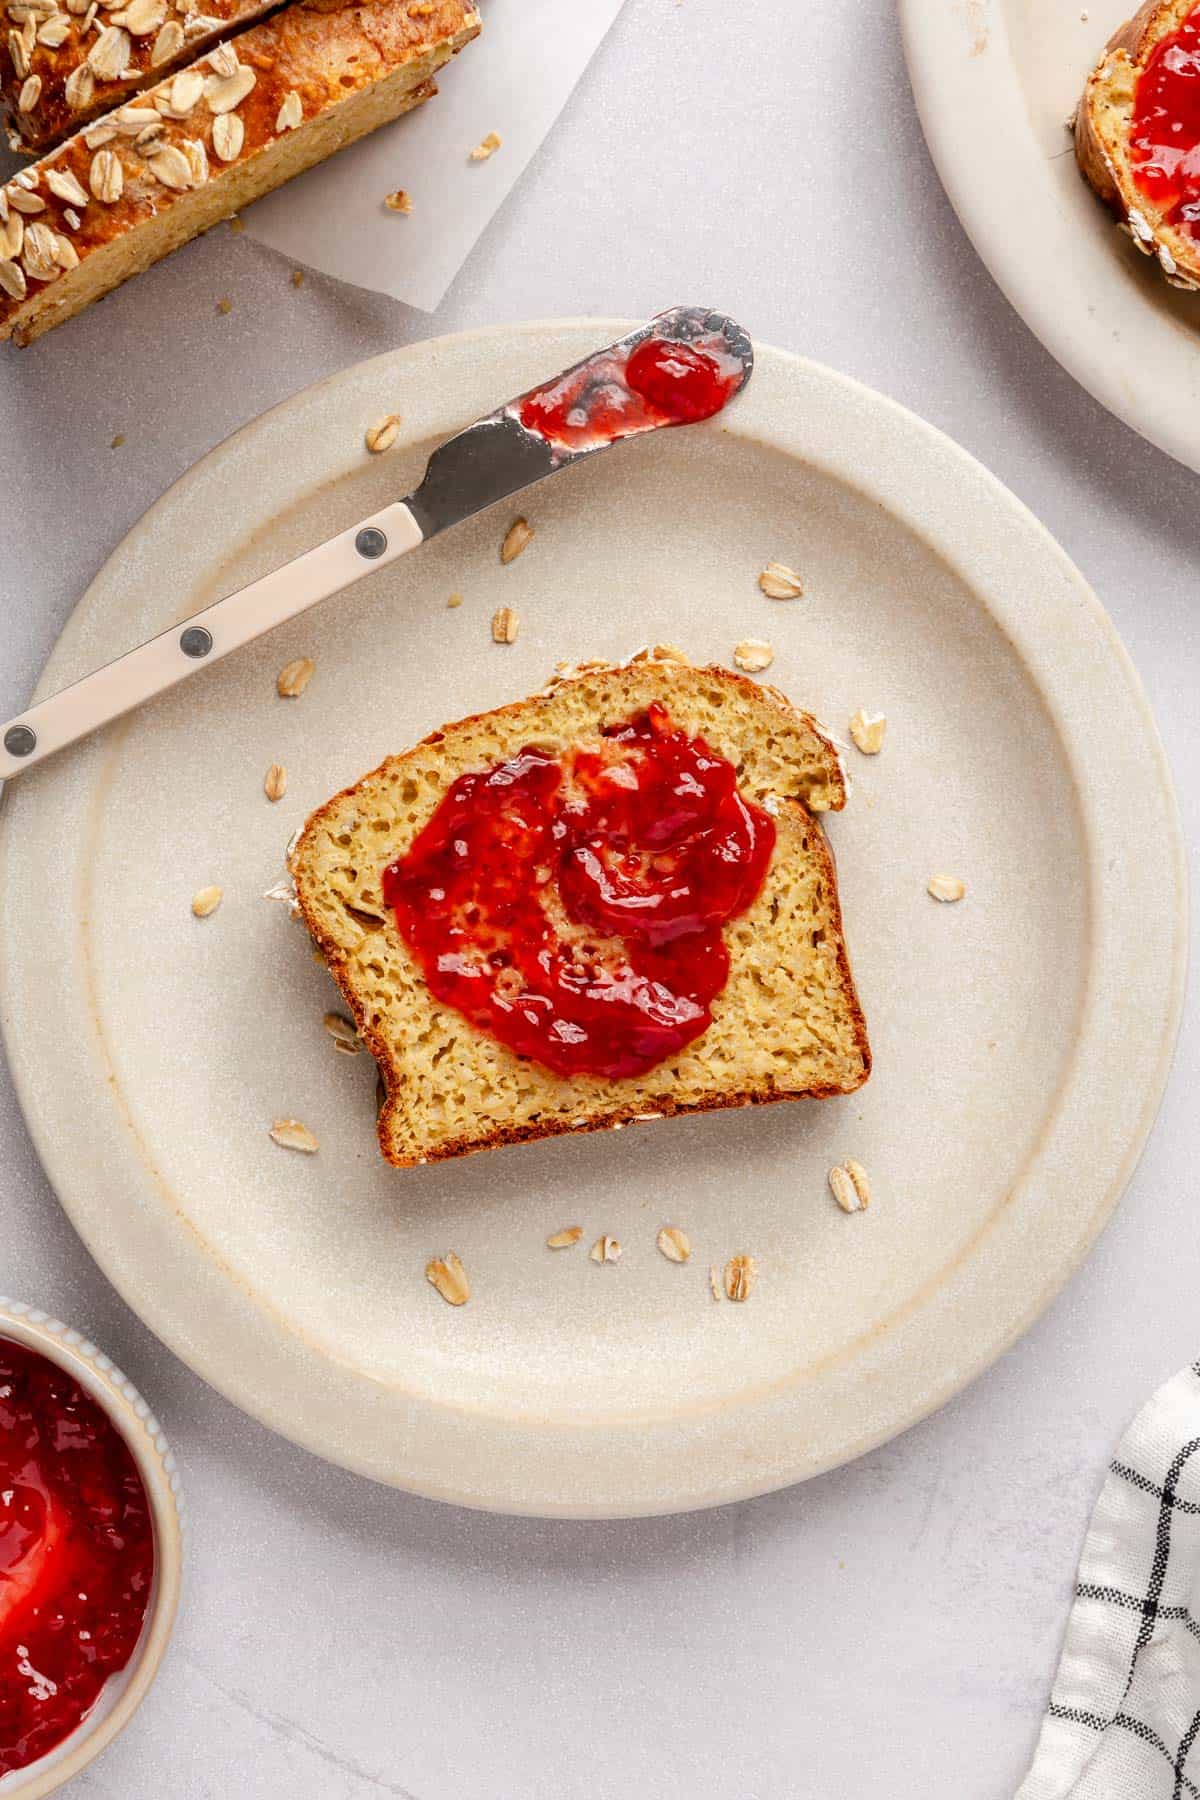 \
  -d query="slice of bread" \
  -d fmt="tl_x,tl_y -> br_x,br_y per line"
292,652 -> 872,1169
0,0 -> 480,345
1075,0 -> 1200,289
